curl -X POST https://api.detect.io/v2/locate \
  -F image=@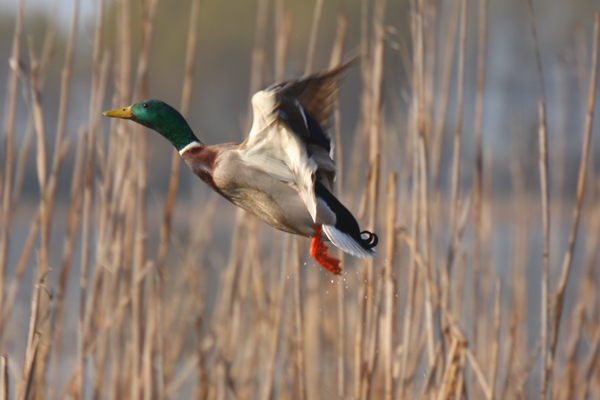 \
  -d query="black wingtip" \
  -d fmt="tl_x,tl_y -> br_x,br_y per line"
359,230 -> 378,250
